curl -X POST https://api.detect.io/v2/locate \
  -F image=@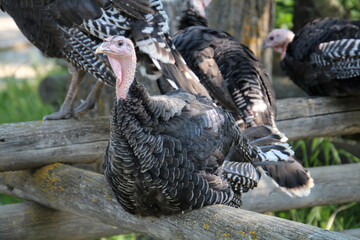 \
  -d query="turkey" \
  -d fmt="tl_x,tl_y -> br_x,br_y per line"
97,36 -> 294,216
0,0 -> 209,120
263,18 -> 360,96
172,0 -> 314,197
